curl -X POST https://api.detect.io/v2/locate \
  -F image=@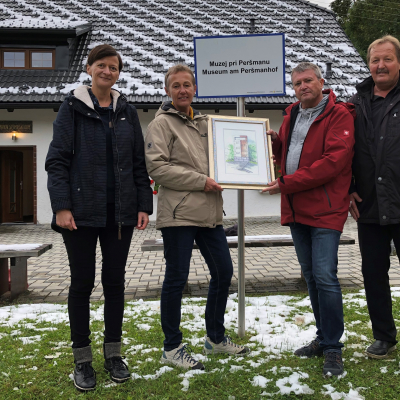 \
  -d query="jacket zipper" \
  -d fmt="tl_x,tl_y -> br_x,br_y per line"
284,102 -> 334,224
71,95 -> 125,238
112,108 -> 123,240
322,185 -> 332,208
288,194 -> 295,224
173,194 -> 190,219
